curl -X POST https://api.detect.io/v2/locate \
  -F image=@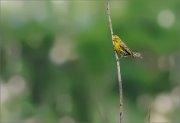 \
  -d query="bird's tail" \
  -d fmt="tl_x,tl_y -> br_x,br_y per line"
132,52 -> 143,58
